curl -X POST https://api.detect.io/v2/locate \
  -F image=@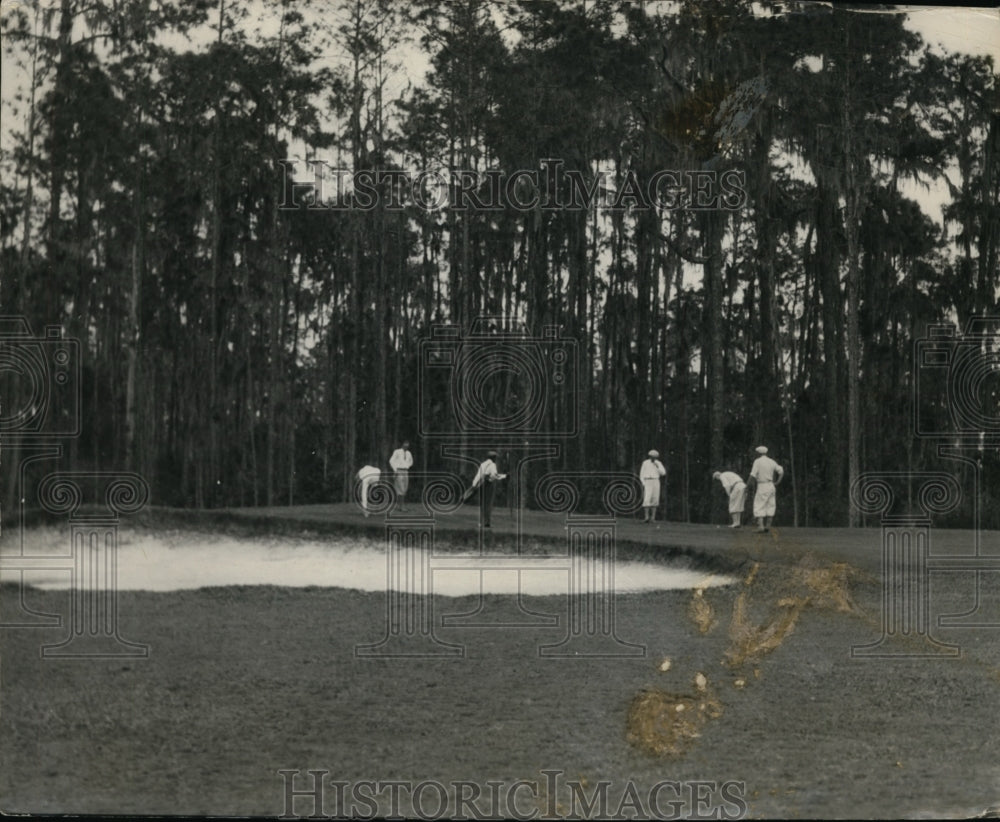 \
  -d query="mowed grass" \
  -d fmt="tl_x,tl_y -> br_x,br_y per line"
1,583 -> 720,816
2,525 -> 1000,819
